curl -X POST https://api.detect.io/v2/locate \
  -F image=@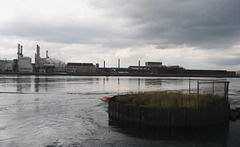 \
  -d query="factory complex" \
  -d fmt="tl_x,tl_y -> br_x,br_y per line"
0,44 -> 237,76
